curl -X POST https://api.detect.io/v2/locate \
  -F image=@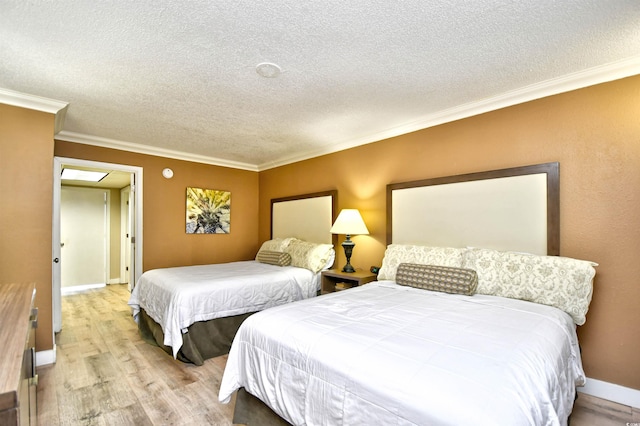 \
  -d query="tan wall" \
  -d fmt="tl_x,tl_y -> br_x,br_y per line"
1,109 -> 259,353
259,75 -> 640,391
0,104 -> 55,351
55,143 -> 260,271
